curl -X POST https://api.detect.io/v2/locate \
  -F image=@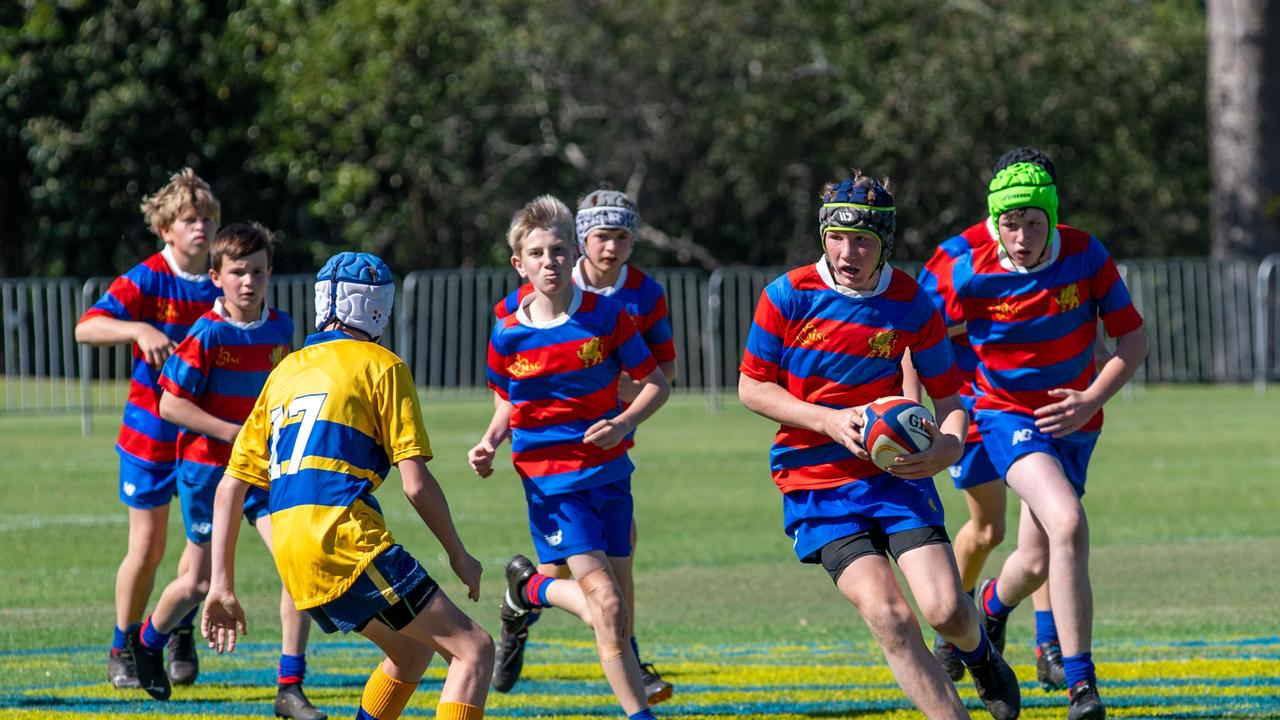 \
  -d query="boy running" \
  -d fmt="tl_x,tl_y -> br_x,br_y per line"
737,172 -> 1020,720
936,162 -> 1147,720
911,147 -> 1065,691
469,195 -> 671,720
120,223 -> 325,718
487,189 -> 676,701
75,168 -> 222,689
203,252 -> 493,720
